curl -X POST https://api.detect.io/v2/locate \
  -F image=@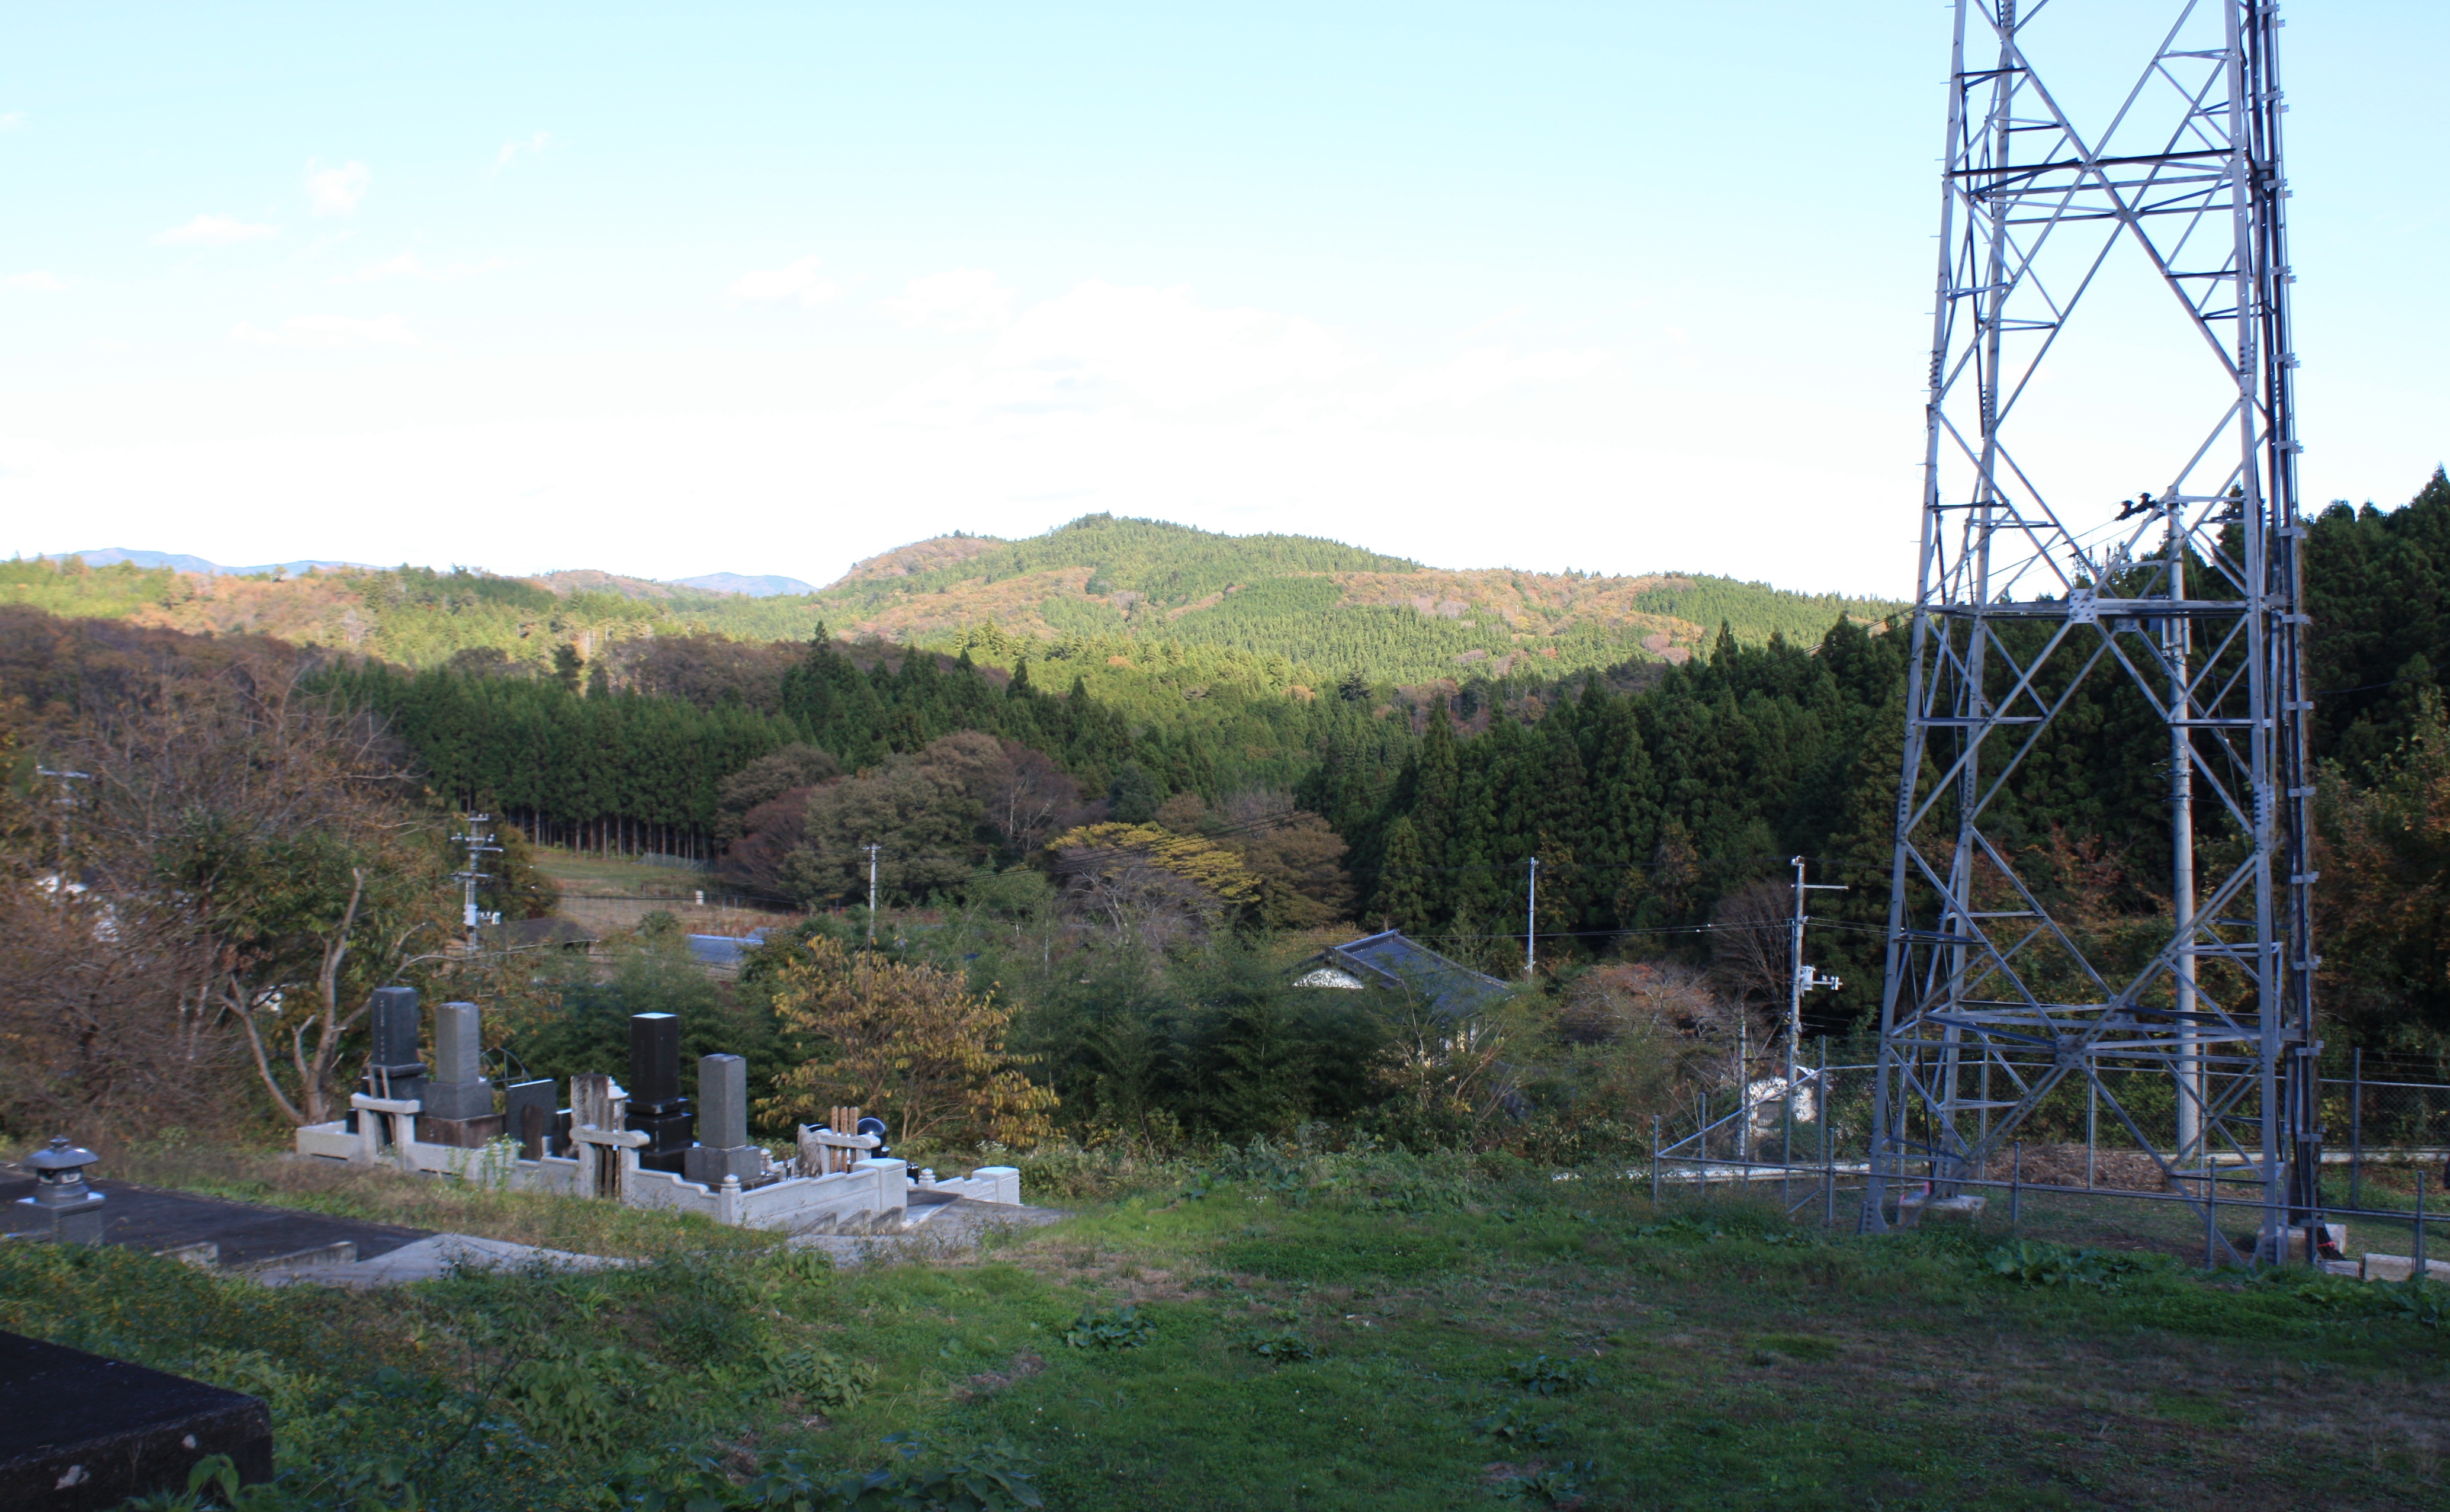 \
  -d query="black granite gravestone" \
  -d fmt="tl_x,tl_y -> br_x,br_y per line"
343,986 -> 428,1135
0,1331 -> 272,1511
367,986 -> 425,1081
625,1013 -> 693,1173
502,1078 -> 558,1160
